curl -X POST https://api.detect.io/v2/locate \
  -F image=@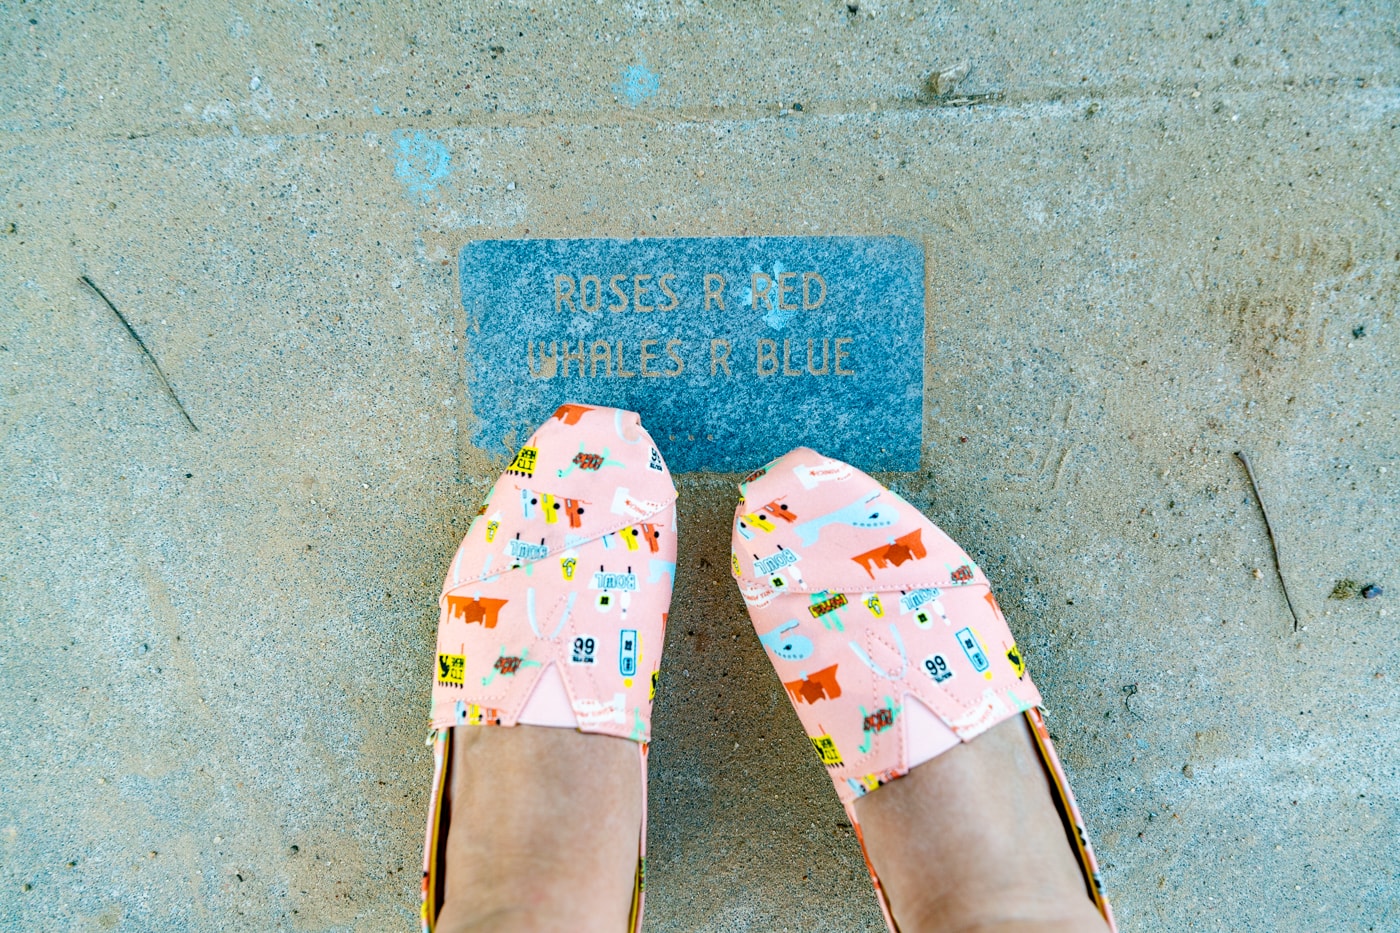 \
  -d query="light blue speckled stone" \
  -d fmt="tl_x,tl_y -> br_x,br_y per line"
460,236 -> 924,471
